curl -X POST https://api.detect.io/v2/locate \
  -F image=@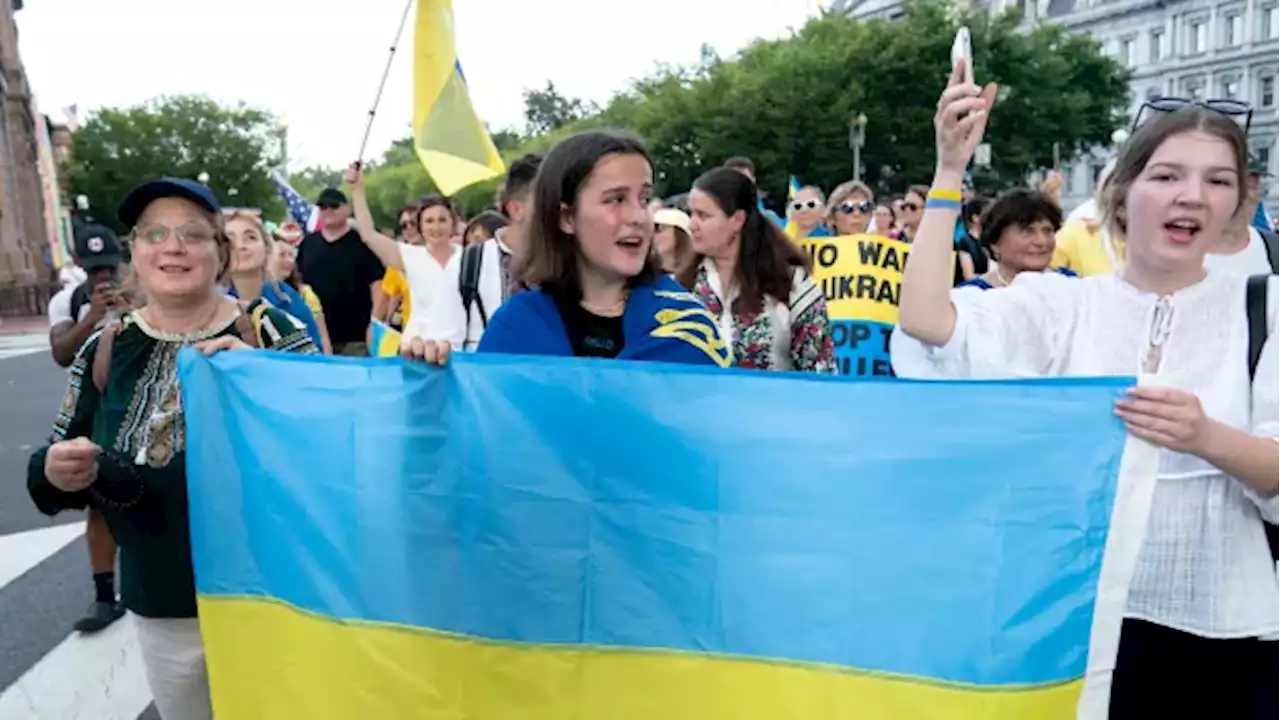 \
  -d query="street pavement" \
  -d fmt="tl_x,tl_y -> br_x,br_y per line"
0,347 -> 160,719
